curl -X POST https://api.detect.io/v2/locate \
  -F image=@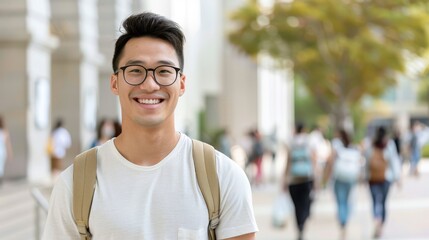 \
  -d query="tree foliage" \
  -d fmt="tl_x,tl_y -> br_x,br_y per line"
229,0 -> 429,130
